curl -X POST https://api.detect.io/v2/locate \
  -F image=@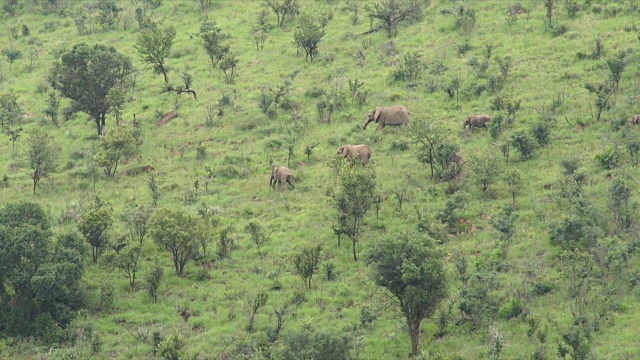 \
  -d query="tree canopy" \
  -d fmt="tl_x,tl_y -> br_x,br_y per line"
49,43 -> 135,136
